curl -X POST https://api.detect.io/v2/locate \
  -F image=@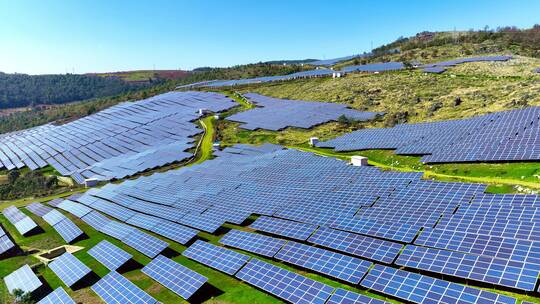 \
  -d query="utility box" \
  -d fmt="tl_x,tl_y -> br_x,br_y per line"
84,178 -> 99,188
309,137 -> 319,147
351,156 -> 368,166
